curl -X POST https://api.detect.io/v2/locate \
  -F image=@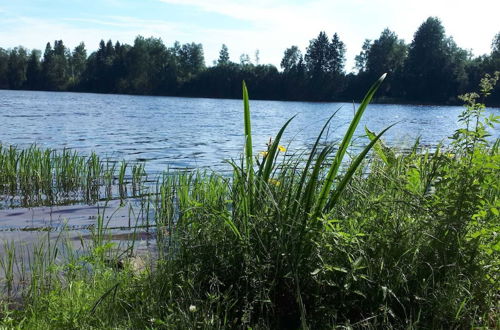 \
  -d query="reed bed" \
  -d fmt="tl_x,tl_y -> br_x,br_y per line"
0,146 -> 149,207
0,74 -> 498,329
